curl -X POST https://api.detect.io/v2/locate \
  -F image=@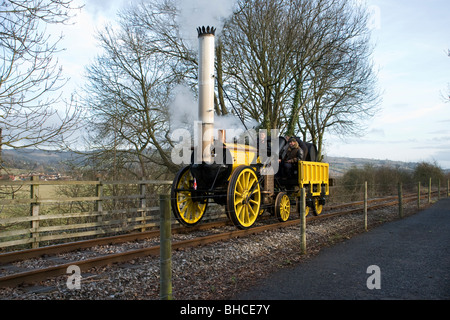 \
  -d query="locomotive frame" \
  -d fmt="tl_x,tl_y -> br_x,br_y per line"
170,138 -> 330,230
